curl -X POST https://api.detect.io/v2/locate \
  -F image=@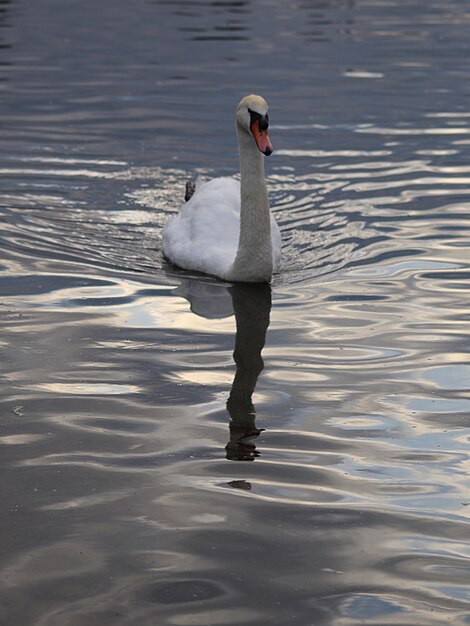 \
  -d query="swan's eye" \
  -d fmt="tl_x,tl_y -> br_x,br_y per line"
248,108 -> 269,131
